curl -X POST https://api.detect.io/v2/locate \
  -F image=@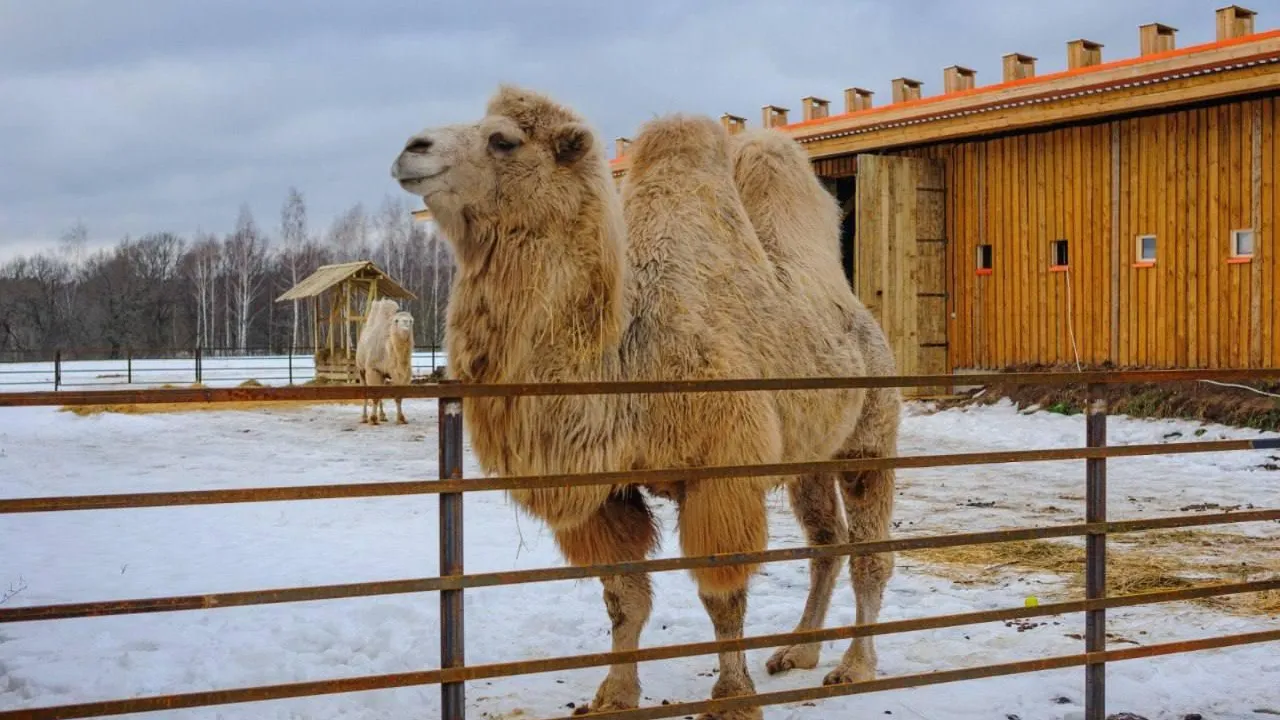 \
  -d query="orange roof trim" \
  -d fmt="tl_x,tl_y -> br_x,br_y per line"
607,25 -> 1280,166
782,27 -> 1280,135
